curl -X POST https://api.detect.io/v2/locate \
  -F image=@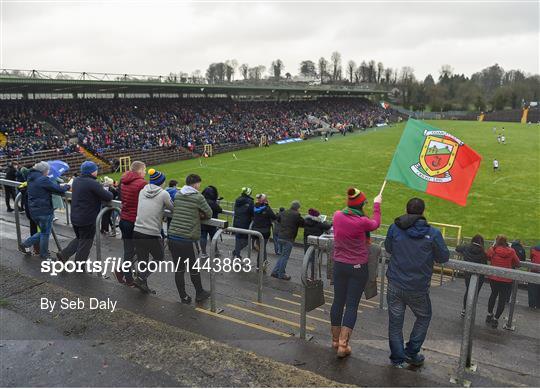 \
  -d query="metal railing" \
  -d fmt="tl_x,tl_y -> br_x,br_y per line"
208,226 -> 265,313
303,234 -> 540,387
